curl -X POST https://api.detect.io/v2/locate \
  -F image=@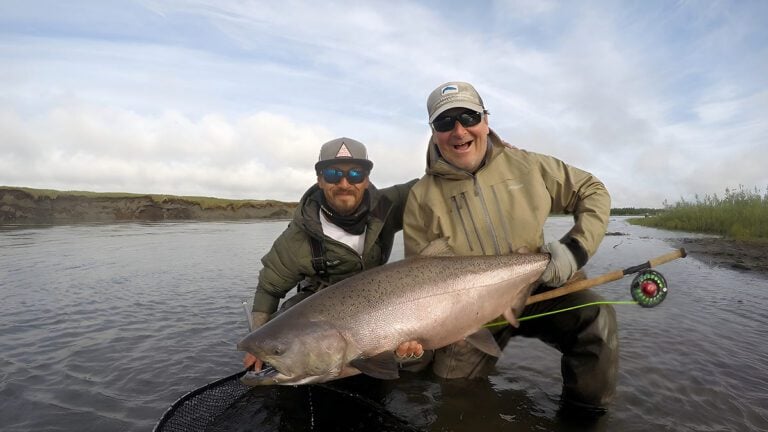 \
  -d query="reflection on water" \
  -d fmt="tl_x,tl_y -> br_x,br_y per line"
1,218 -> 766,431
